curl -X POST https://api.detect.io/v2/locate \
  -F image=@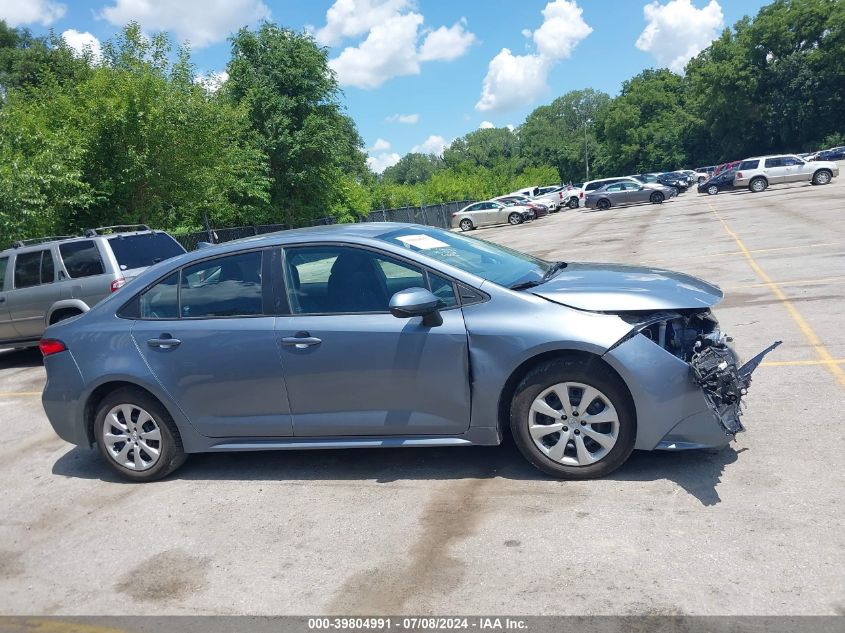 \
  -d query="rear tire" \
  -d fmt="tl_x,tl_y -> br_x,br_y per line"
459,218 -> 473,232
508,212 -> 523,225
650,191 -> 665,204
510,357 -> 636,479
94,387 -> 187,482
812,169 -> 832,185
568,197 -> 579,209
749,177 -> 767,193
597,199 -> 611,211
